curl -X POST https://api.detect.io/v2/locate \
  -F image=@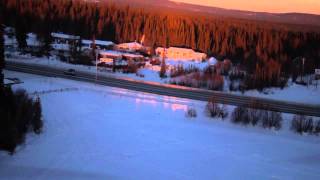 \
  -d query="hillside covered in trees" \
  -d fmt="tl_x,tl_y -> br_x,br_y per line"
1,0 -> 320,76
